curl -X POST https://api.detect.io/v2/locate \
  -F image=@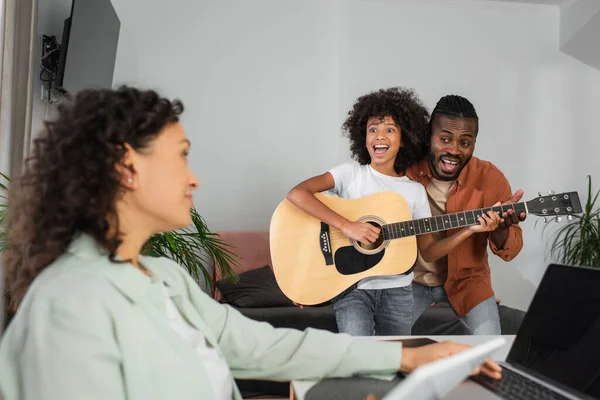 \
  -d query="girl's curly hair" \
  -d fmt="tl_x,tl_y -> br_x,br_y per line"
342,87 -> 430,174
4,86 -> 183,309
